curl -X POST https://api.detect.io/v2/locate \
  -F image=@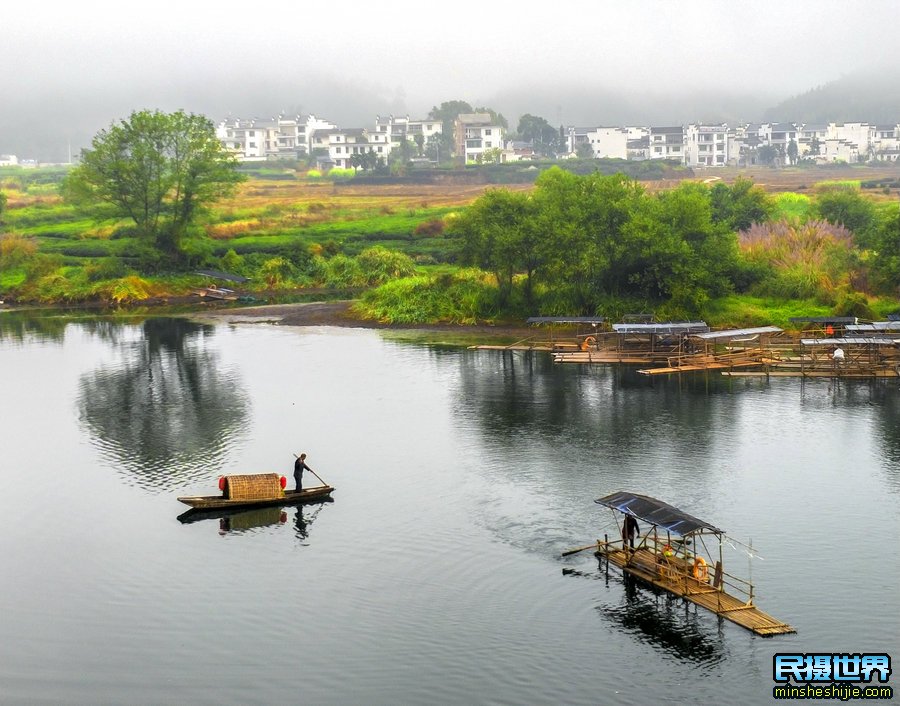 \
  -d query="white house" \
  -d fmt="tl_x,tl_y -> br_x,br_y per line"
685,124 -> 729,166
454,113 -> 504,163
592,127 -> 628,159
648,126 -> 685,162
872,124 -> 900,161
0,154 -> 18,166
